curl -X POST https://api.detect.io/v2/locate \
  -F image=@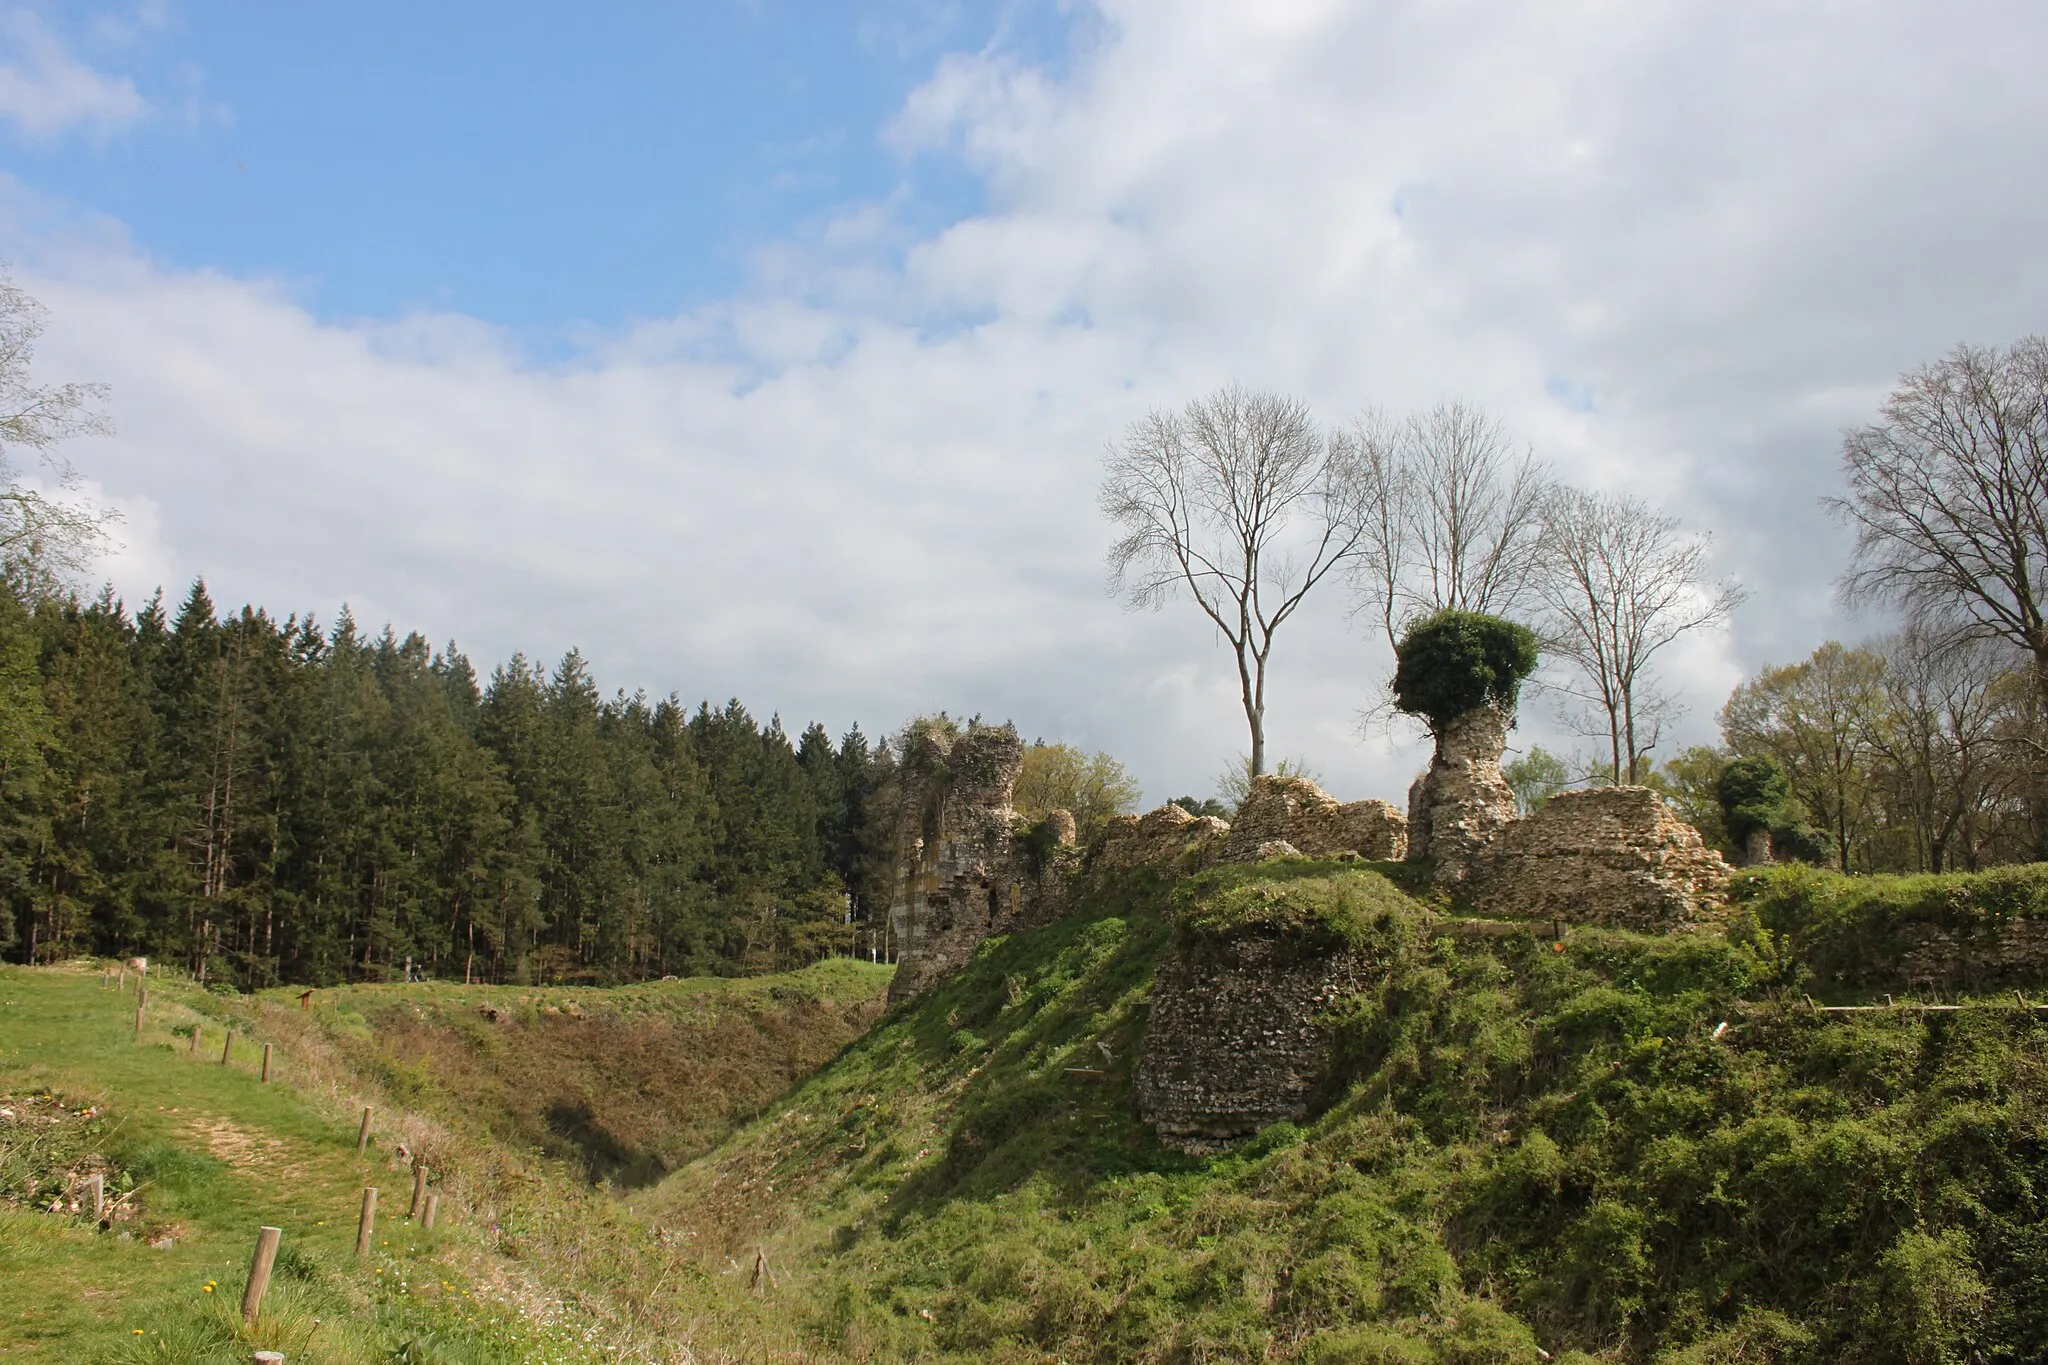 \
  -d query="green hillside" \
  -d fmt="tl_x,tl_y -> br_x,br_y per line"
0,958 -> 892,1361
641,862 -> 2048,1364
8,861 -> 2048,1362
